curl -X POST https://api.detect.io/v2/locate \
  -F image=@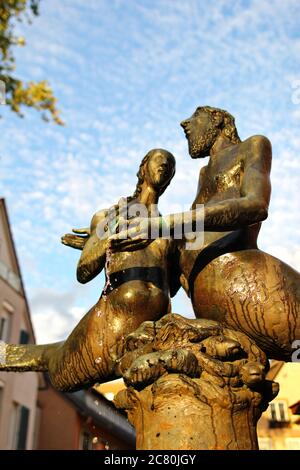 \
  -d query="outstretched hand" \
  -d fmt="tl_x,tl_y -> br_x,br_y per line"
61,227 -> 90,250
109,217 -> 158,252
